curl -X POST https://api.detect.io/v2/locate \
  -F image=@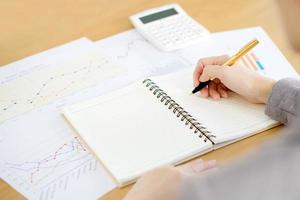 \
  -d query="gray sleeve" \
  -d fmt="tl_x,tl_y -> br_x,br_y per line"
179,77 -> 300,200
180,130 -> 300,200
265,78 -> 300,125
